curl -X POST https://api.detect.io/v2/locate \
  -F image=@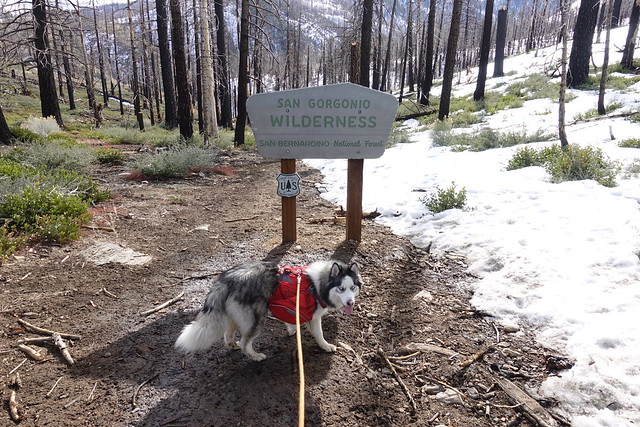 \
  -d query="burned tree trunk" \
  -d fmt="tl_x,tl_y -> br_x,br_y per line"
493,5 -> 508,77
621,0 -> 640,69
438,0 -> 463,120
567,0 -> 599,87
32,0 -> 63,127
156,0 -> 178,128
474,0 -> 495,101
419,0 -> 437,105
170,0 -> 193,139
